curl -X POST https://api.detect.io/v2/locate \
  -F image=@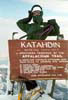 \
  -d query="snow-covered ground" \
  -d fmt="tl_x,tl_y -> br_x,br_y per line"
0,94 -> 55,100
0,95 -> 18,100
0,64 -> 68,100
56,80 -> 68,88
